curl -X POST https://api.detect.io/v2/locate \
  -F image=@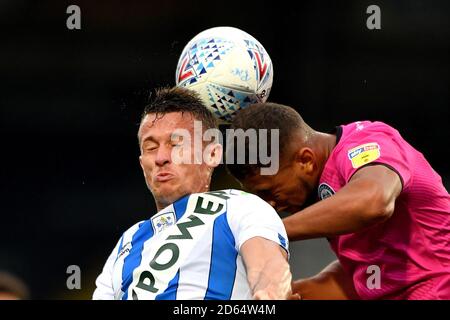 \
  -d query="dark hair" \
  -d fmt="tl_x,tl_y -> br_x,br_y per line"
226,102 -> 309,180
140,86 -> 218,132
0,272 -> 30,299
